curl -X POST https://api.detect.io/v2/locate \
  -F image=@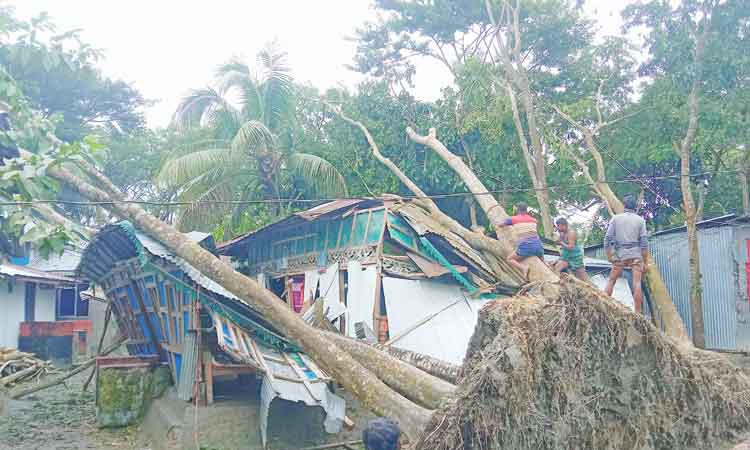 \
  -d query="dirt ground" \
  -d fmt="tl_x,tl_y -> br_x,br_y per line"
0,371 -> 145,450
3,351 -> 750,450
